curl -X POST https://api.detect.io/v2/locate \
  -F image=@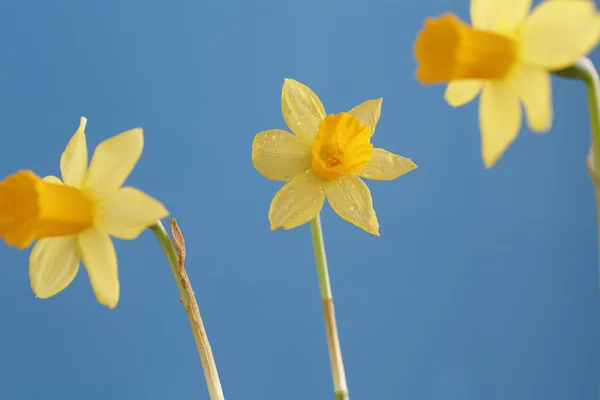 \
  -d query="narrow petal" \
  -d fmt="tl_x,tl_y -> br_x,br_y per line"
326,176 -> 379,235
96,187 -> 169,240
471,0 -> 531,33
252,130 -> 311,181
445,80 -> 484,107
83,128 -> 143,198
78,229 -> 119,308
60,117 -> 88,188
519,0 -> 600,69
359,148 -> 417,181
508,65 -> 552,132
479,82 -> 522,168
281,79 -> 326,143
269,170 -> 325,230
347,98 -> 382,137
42,175 -> 63,184
29,236 -> 79,299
